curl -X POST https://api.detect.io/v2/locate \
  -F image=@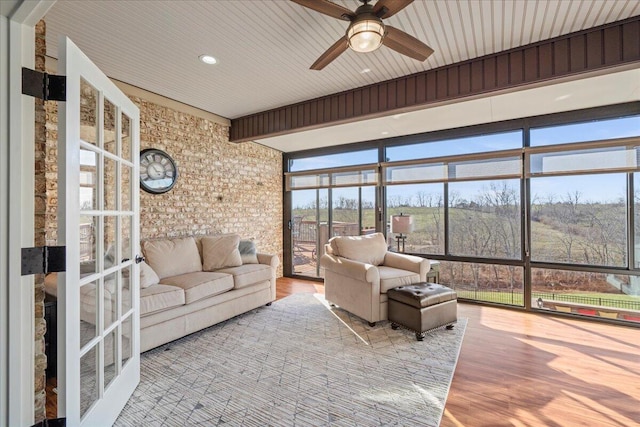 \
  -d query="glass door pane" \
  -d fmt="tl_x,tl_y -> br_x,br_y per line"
361,187 -> 376,235
291,189 -> 328,278
331,187 -> 361,237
